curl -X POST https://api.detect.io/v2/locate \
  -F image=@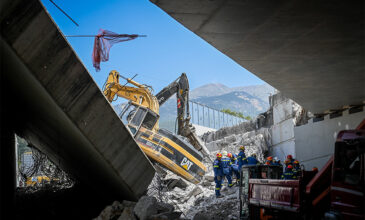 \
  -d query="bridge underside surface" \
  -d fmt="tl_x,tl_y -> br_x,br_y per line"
1,0 -> 155,209
152,0 -> 365,114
